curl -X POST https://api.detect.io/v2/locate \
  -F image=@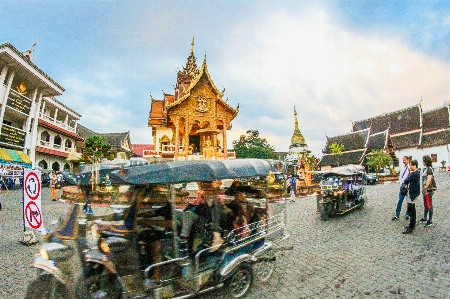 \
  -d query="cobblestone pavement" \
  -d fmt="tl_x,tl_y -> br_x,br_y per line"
1,173 -> 450,299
